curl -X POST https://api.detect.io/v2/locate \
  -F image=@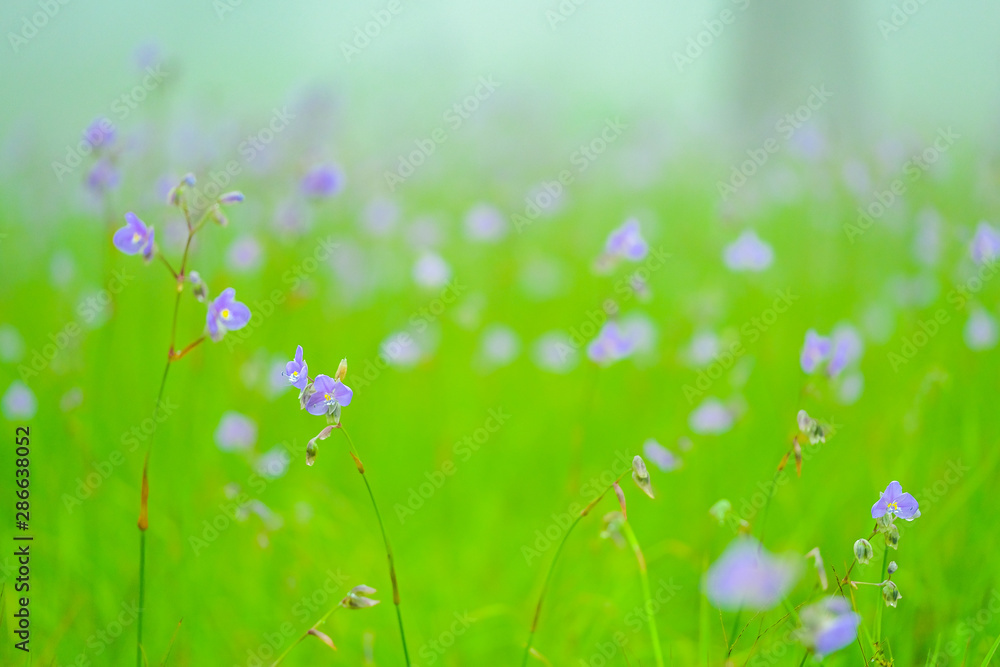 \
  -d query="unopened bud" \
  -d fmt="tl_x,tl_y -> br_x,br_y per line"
218,191 -> 245,205
212,207 -> 228,227
631,455 -> 654,499
885,523 -> 900,550
887,561 -> 898,575
613,481 -> 627,519
881,580 -> 902,608
335,358 -> 348,382
189,271 -> 208,302
182,173 -> 196,186
854,538 -> 874,565
342,585 -> 380,609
